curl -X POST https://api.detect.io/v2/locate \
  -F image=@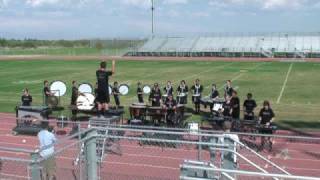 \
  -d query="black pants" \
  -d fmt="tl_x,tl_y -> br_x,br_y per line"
114,95 -> 120,106
138,95 -> 144,103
